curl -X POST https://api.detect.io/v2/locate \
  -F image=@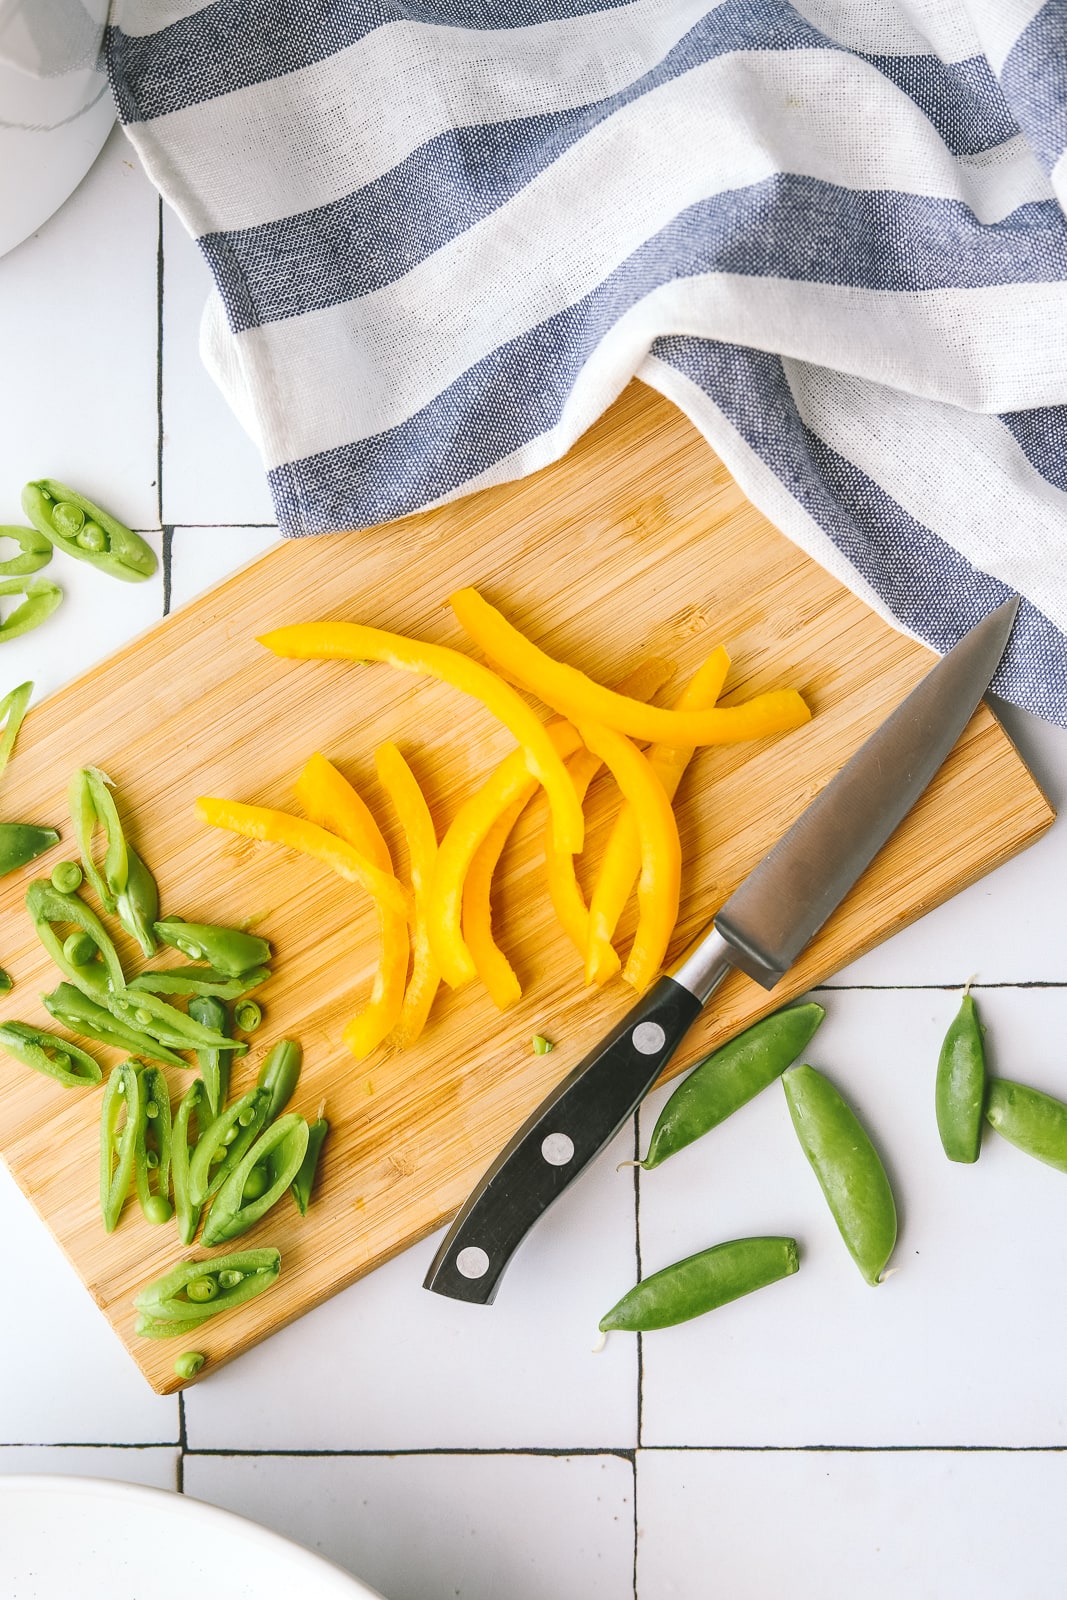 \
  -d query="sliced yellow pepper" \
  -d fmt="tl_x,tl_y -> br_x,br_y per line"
293,752 -> 408,1060
461,796 -> 527,1011
574,722 -> 682,995
374,741 -> 442,1048
258,621 -> 584,854
586,647 -> 730,986
194,797 -> 412,924
449,587 -> 810,746
542,746 -> 607,970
